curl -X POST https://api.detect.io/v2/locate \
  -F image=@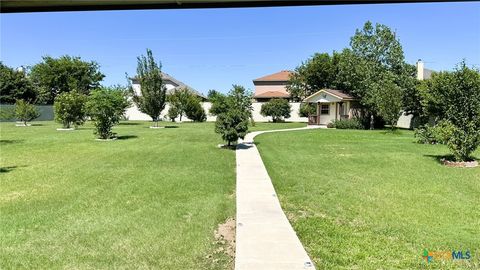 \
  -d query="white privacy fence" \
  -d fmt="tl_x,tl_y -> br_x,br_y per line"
125,102 -> 309,123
